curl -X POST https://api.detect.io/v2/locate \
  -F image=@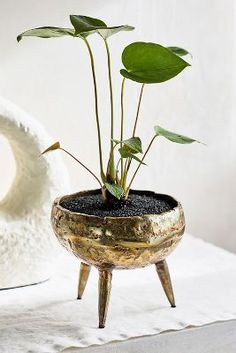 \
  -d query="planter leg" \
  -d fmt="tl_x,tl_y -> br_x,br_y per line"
98,269 -> 112,328
155,260 -> 176,307
77,262 -> 91,300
